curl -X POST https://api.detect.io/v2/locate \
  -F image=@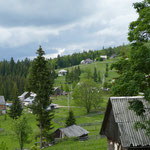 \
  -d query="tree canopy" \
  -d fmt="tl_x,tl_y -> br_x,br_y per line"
111,0 -> 150,134
73,79 -> 103,113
